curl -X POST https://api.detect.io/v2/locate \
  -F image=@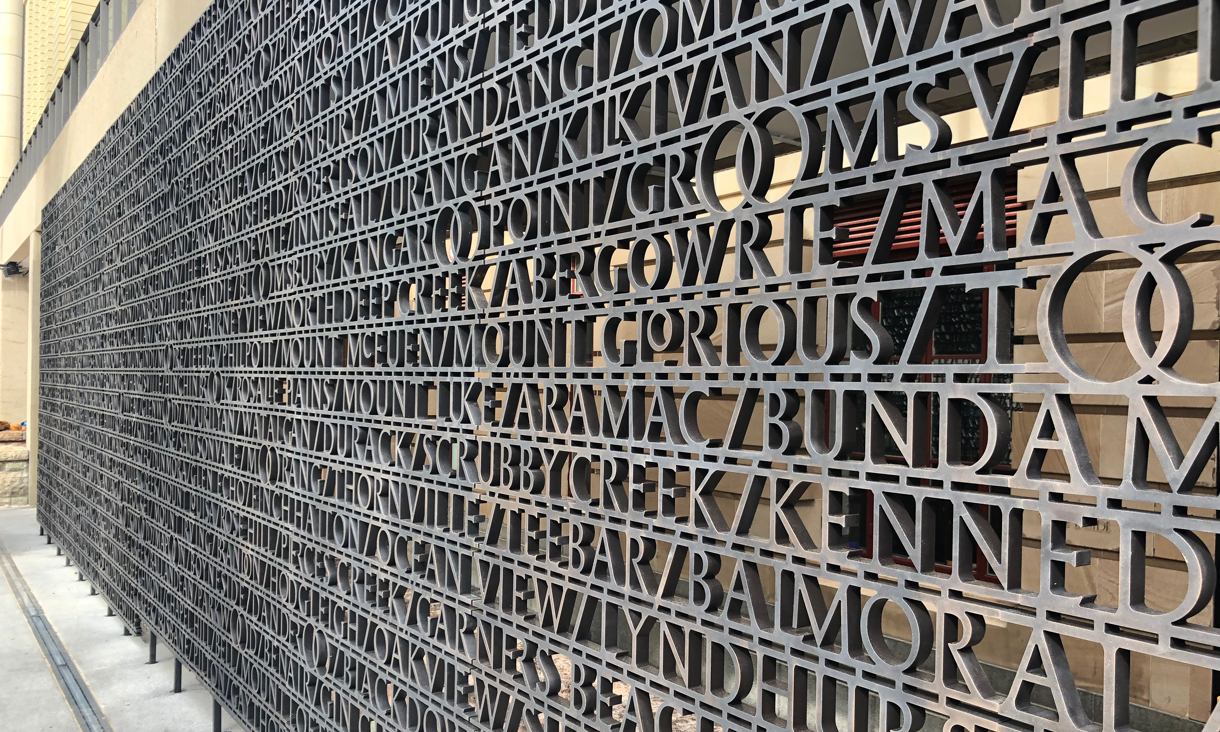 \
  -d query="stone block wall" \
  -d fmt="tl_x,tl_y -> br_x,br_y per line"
0,430 -> 28,507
